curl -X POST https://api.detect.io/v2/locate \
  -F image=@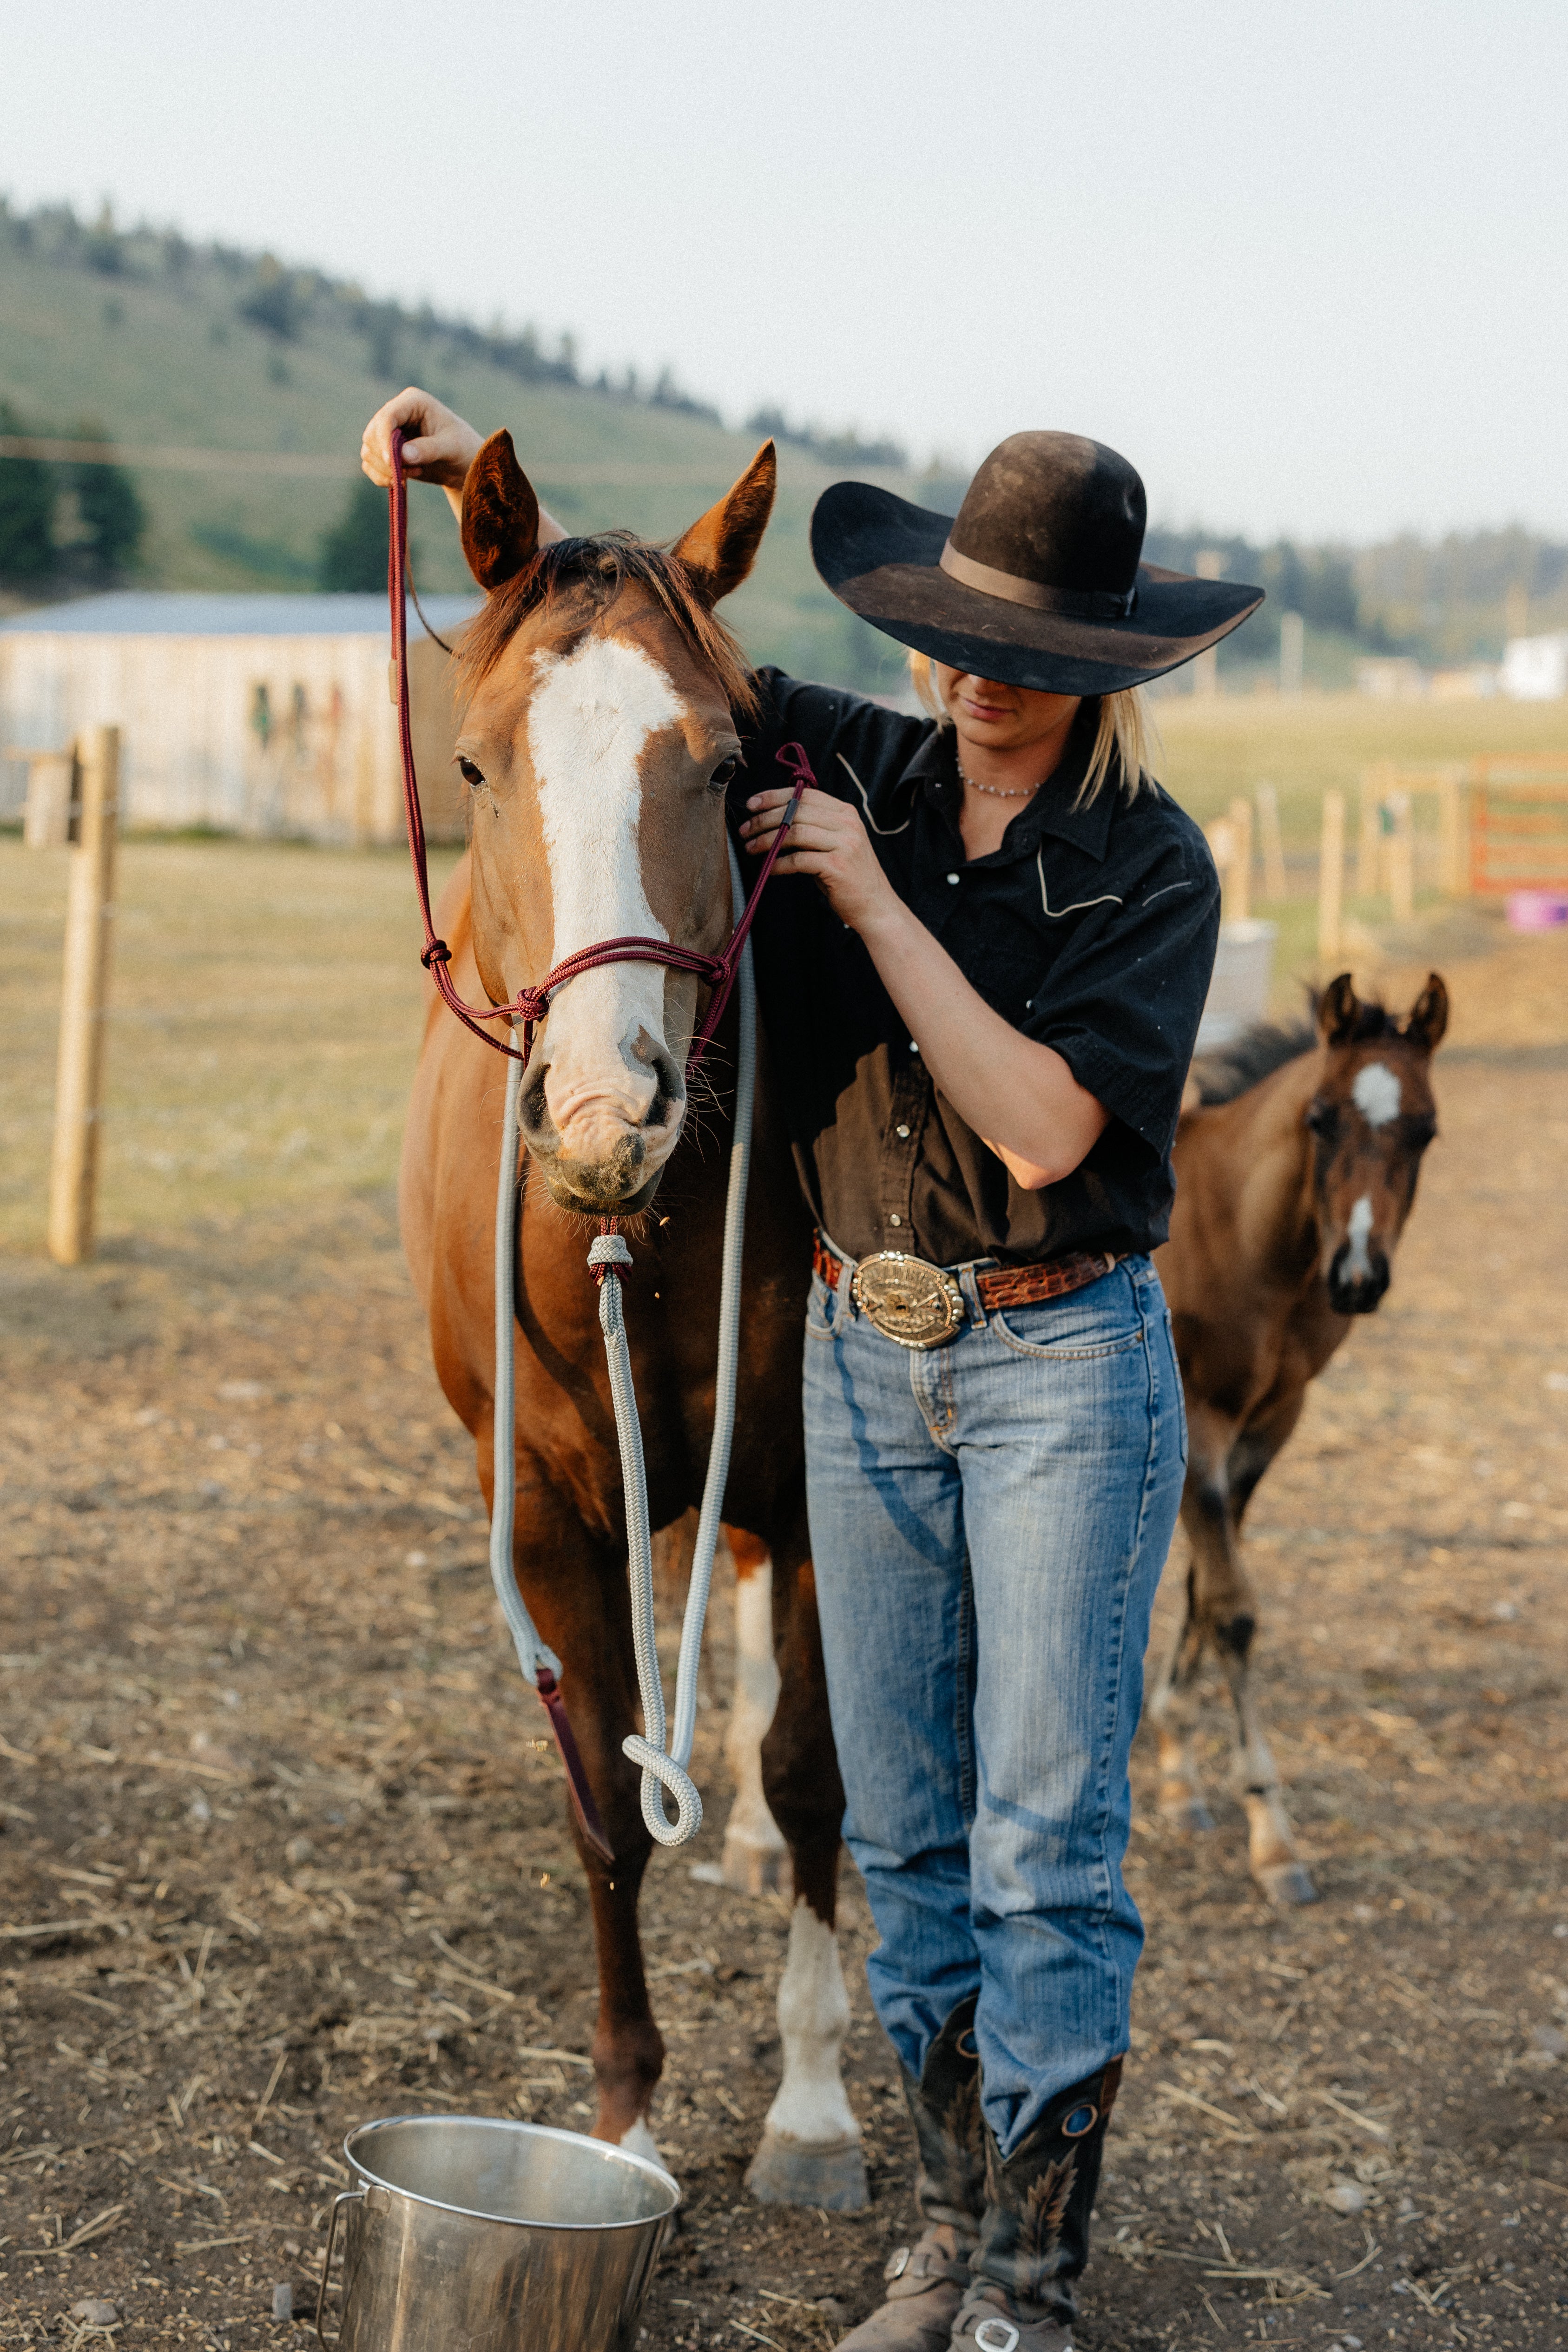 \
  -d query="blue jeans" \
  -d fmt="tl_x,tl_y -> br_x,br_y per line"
803,1249 -> 1185,2157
